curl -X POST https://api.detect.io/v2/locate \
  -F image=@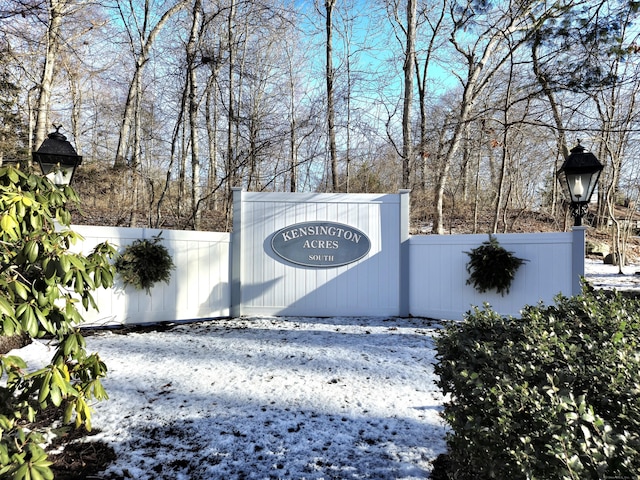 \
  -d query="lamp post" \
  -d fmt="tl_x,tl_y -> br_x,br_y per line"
32,125 -> 83,186
557,141 -> 604,226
